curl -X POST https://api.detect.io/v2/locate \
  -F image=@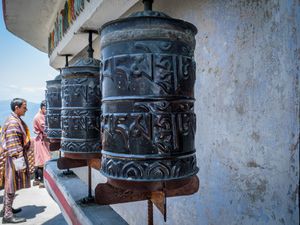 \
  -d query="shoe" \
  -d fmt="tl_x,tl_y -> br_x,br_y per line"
33,180 -> 40,186
2,215 -> 26,224
39,183 -> 45,188
12,208 -> 22,214
0,208 -> 22,217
